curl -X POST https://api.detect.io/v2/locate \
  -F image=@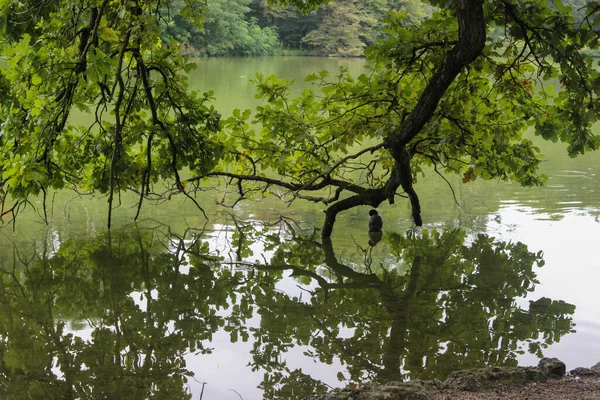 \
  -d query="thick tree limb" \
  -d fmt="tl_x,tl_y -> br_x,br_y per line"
384,0 -> 486,151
